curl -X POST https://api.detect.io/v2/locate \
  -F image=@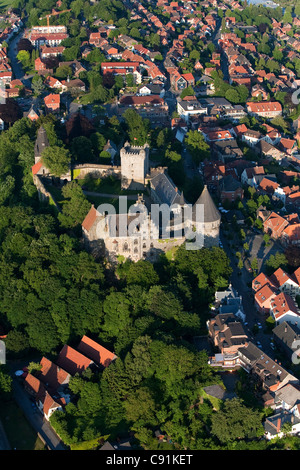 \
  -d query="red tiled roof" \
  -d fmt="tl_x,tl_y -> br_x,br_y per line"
31,160 -> 43,175
77,335 -> 117,368
270,268 -> 291,288
271,292 -> 298,320
39,357 -> 70,392
252,272 -> 275,292
44,93 -> 60,105
246,101 -> 282,113
56,344 -> 93,376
